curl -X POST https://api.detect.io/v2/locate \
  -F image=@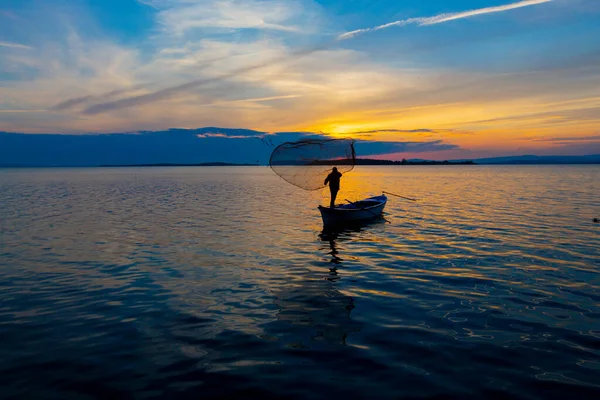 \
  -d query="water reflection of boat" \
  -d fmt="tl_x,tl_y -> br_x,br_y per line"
320,215 -> 385,240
